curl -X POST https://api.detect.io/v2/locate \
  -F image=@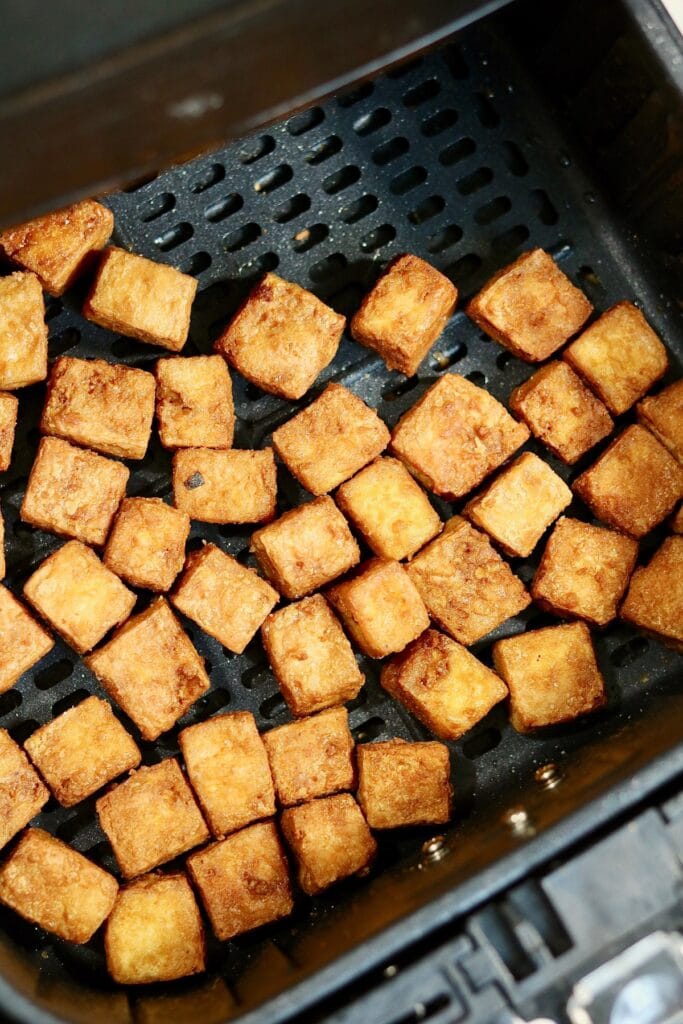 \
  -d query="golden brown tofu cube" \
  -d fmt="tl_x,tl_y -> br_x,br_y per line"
85,598 -> 210,741
272,383 -> 390,496
179,712 -> 275,837
327,558 -> 429,659
466,248 -> 592,361
84,247 -> 198,352
573,425 -> 683,538
336,456 -> 442,561
21,437 -> 129,546
173,447 -> 276,524
0,730 -> 49,849
24,696 -> 140,807
96,758 -> 209,878
251,496 -> 360,599
105,873 -> 205,984
187,821 -> 293,940
381,629 -> 507,739
0,584 -> 54,693
350,254 -> 457,375
621,536 -> 683,651
215,273 -> 345,400
0,829 -> 117,943
280,793 -> 376,895
463,452 -> 571,558
492,621 -> 606,732
509,361 -> 613,465
532,517 -> 638,627
104,497 -> 190,592
637,379 -> 683,464
23,541 -> 136,654
263,707 -> 355,806
357,739 -> 452,828
0,200 -> 114,296
156,355 -> 234,450
390,374 -> 529,500
407,517 -> 531,646
0,272 -> 48,390
0,392 -> 18,472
